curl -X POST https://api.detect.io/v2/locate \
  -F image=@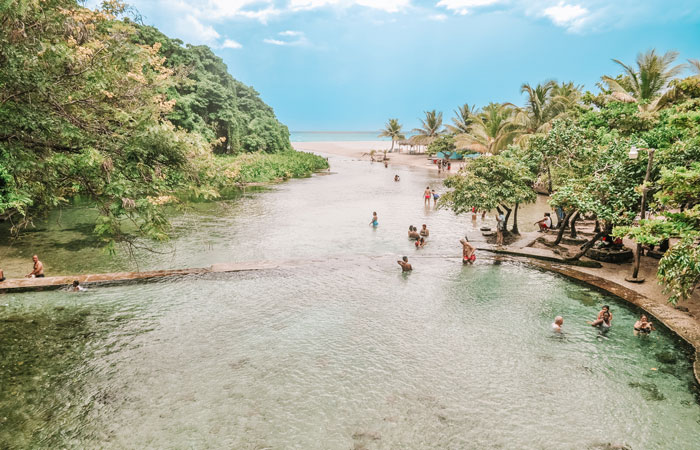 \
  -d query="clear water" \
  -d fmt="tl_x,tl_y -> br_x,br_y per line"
1,155 -> 699,449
